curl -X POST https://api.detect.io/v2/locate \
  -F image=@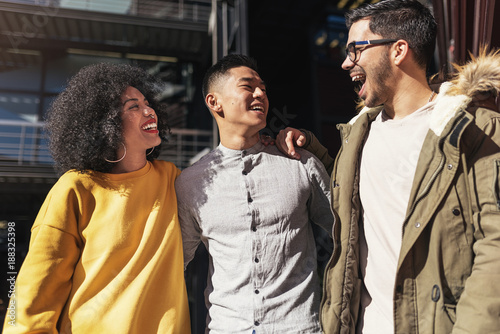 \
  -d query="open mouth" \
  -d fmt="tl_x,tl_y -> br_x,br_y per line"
351,73 -> 366,96
142,119 -> 158,133
250,105 -> 265,114
352,74 -> 366,83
